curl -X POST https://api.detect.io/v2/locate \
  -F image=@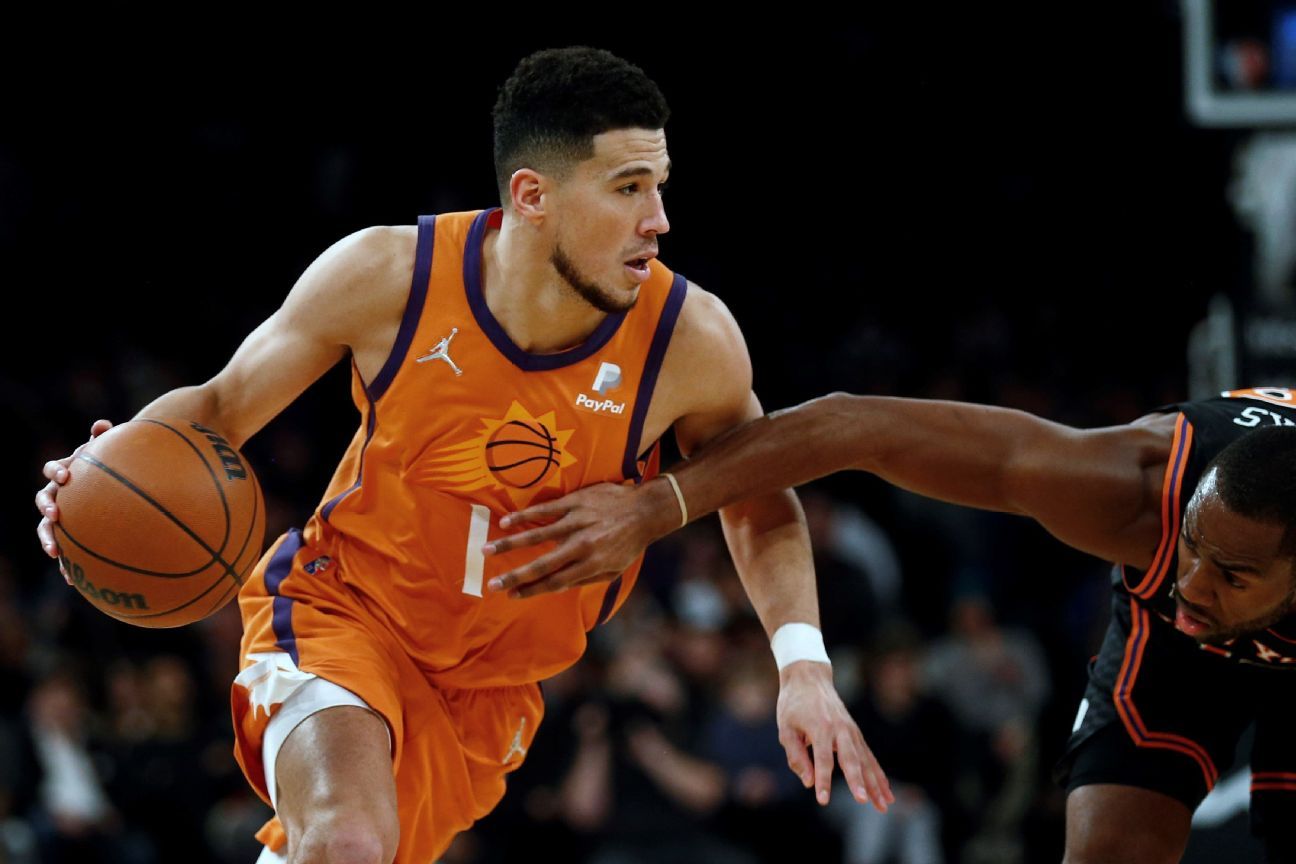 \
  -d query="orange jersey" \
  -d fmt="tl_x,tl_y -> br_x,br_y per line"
250,208 -> 686,688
